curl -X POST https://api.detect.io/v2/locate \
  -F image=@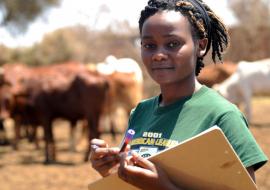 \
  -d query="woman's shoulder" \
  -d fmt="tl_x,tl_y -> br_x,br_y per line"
194,85 -> 240,113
